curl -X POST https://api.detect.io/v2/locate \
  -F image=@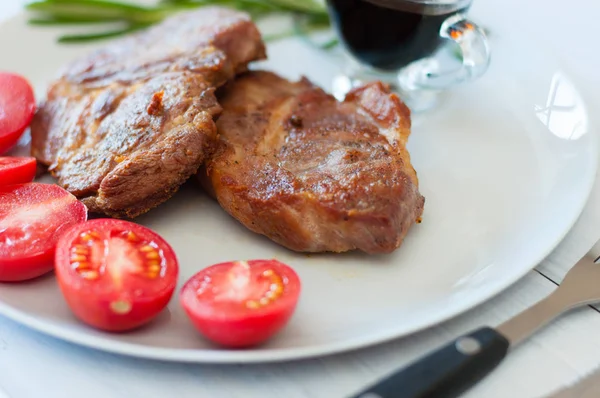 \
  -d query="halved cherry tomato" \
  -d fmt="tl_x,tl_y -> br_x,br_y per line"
0,73 -> 36,155
0,157 -> 36,186
0,183 -> 87,282
180,259 -> 301,348
55,219 -> 179,332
